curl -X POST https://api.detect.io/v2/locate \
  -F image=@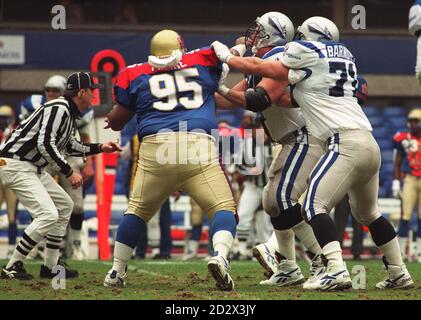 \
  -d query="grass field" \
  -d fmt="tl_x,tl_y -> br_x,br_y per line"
0,259 -> 421,300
